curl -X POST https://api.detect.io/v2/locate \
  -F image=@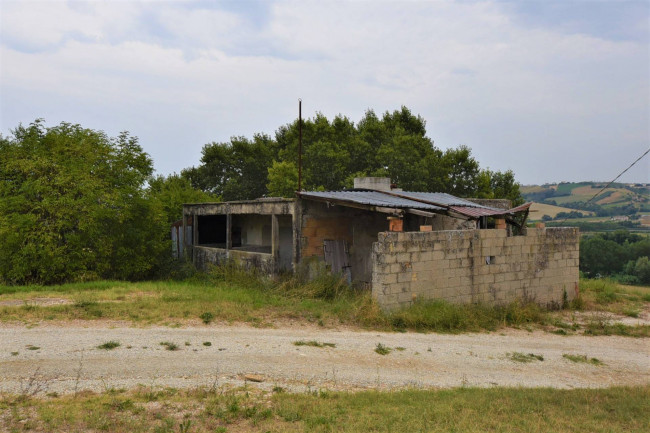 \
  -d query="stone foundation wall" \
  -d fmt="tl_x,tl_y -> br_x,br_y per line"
193,246 -> 275,274
371,228 -> 579,310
